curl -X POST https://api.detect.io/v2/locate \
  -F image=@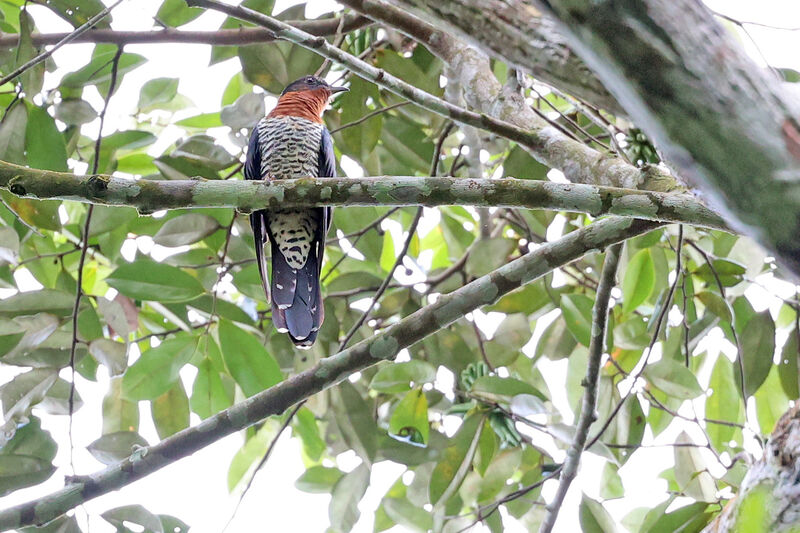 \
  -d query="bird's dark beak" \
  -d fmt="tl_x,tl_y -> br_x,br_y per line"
328,85 -> 349,94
